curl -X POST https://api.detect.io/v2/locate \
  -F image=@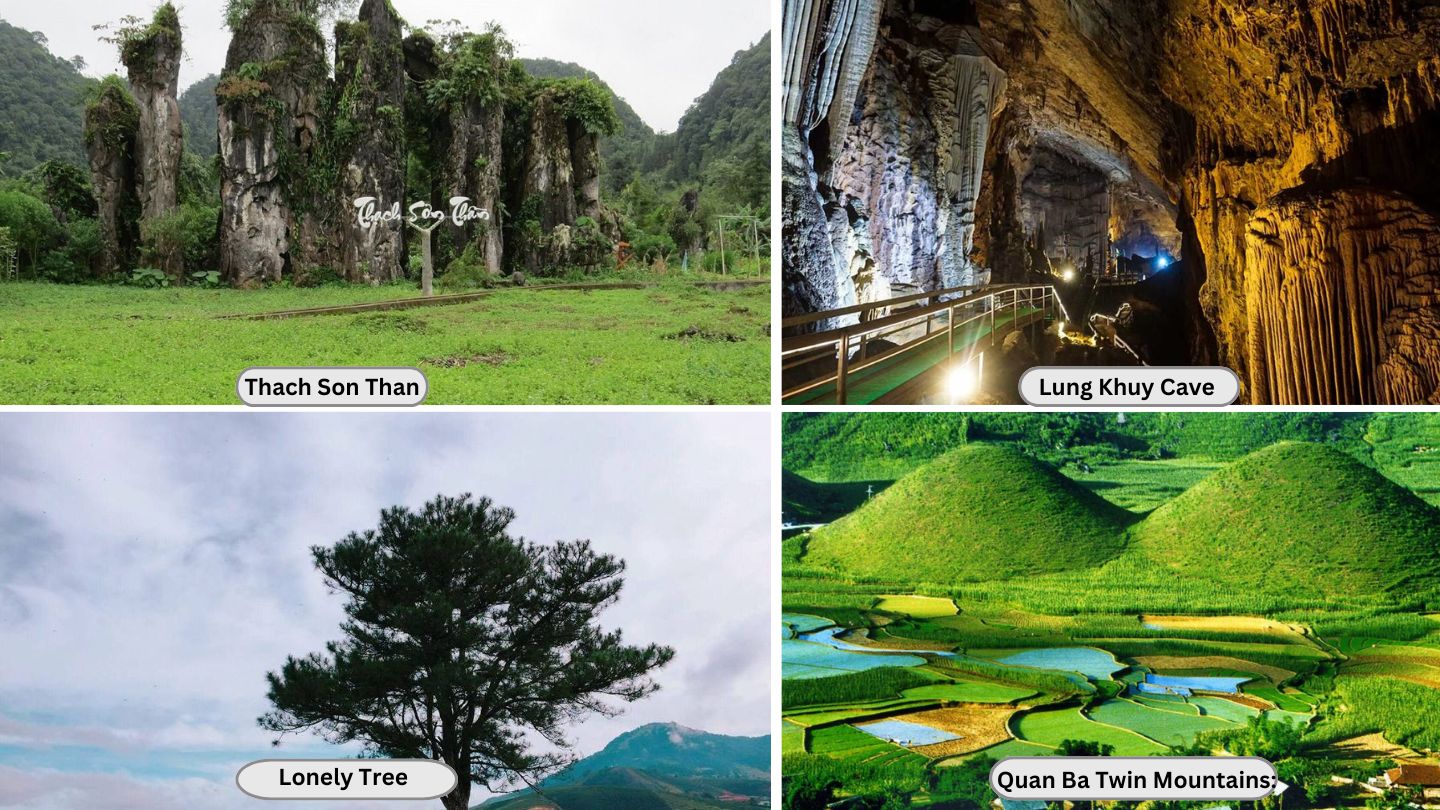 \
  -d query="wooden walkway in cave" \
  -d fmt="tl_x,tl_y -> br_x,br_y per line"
781,284 -> 1063,405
